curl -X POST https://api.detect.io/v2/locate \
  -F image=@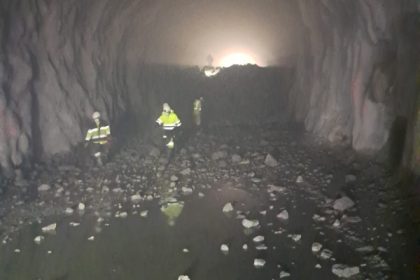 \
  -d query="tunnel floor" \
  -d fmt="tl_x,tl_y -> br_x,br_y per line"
0,124 -> 415,279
